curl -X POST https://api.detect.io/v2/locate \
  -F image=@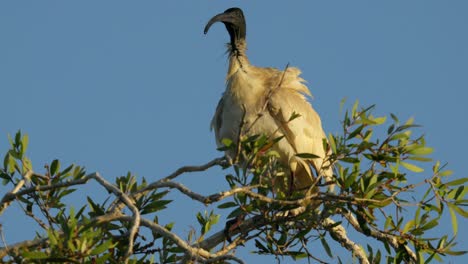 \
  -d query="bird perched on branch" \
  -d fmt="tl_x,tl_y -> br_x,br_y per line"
204,7 -> 333,193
